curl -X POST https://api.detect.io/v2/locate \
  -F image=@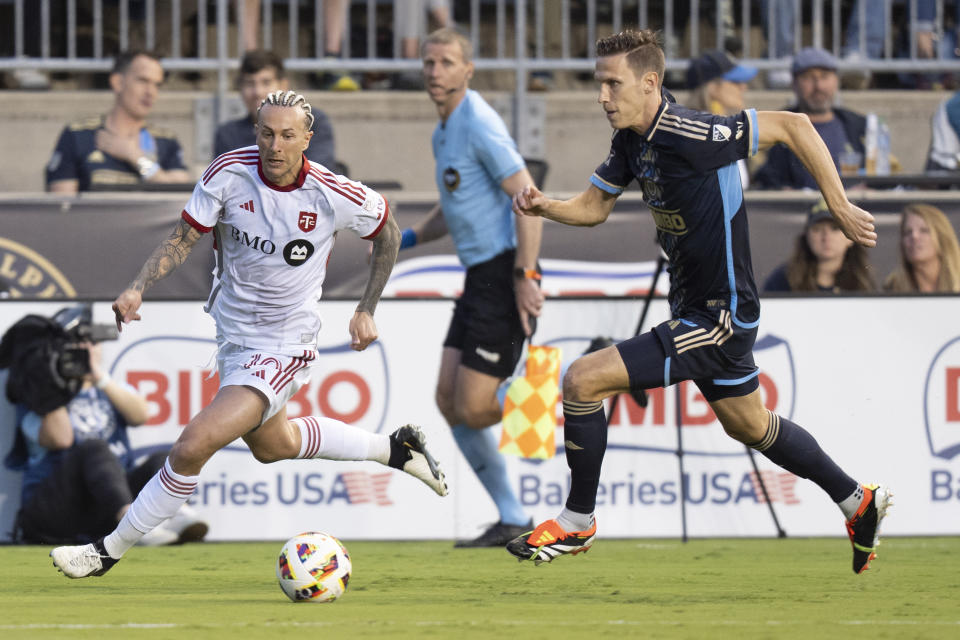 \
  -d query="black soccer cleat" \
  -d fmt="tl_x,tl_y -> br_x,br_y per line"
388,424 -> 449,496
845,484 -> 893,574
